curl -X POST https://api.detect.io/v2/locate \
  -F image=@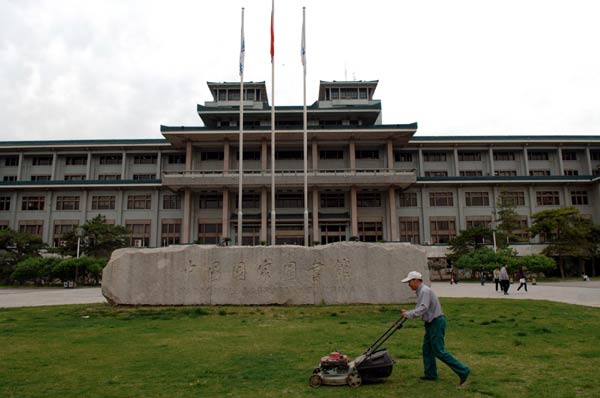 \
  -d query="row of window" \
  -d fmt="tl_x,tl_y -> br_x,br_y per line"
424,169 -> 583,177
0,189 -> 590,213
1,173 -> 157,182
394,150 -> 600,162
1,154 -> 186,167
